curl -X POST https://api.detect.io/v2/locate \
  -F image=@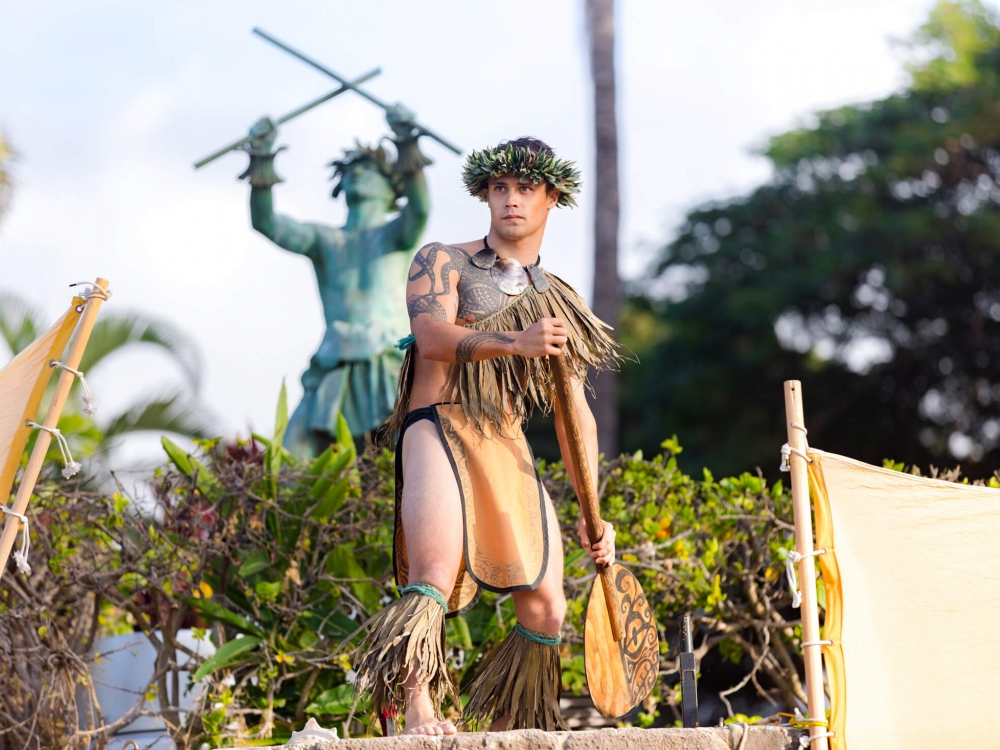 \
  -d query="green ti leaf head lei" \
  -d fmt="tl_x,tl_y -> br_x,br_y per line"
461,143 -> 582,208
